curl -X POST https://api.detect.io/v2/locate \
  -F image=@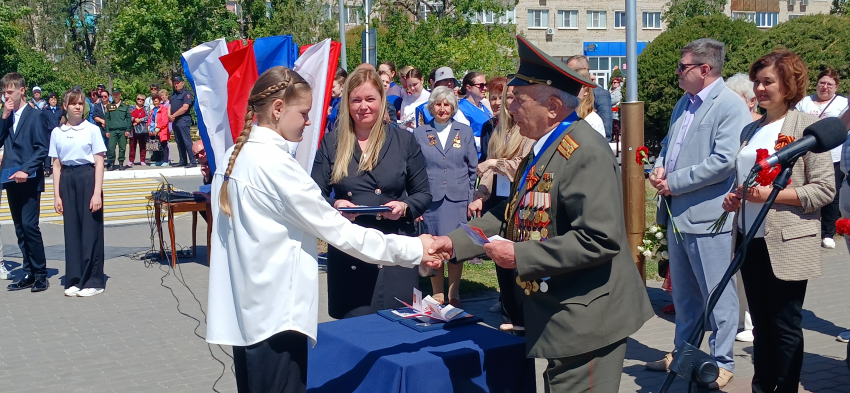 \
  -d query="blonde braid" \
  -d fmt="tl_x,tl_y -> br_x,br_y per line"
218,71 -> 296,216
